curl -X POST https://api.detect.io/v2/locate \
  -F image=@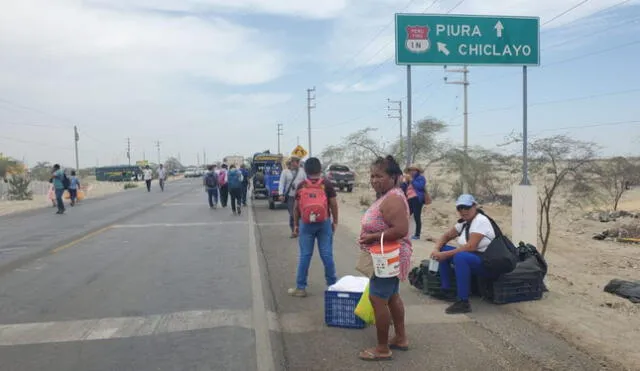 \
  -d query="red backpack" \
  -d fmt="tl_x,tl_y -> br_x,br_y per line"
297,178 -> 329,224
218,170 -> 227,186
